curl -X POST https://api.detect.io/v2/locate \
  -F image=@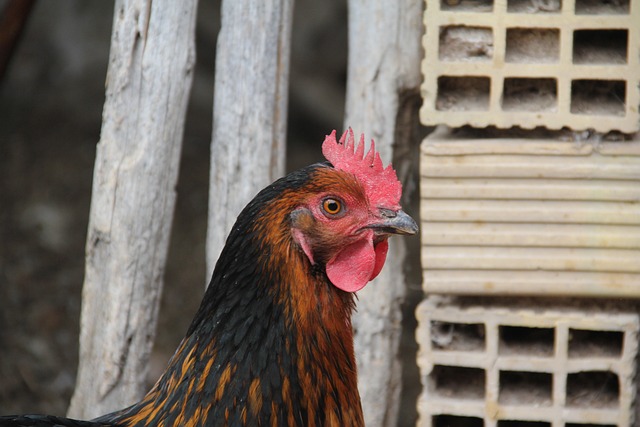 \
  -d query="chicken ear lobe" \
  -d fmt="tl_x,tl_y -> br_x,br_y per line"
291,208 -> 316,265
292,228 -> 315,265
326,231 -> 386,293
